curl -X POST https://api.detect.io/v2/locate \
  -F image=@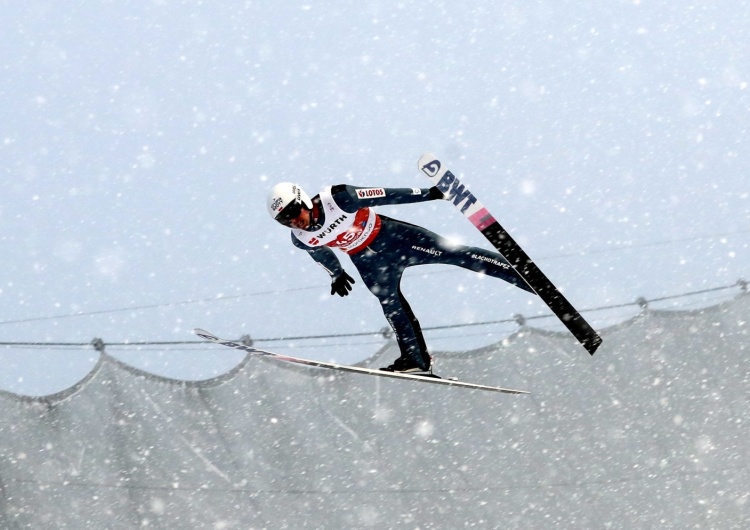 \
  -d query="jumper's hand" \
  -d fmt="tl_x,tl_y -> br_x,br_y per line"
330,271 -> 355,297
